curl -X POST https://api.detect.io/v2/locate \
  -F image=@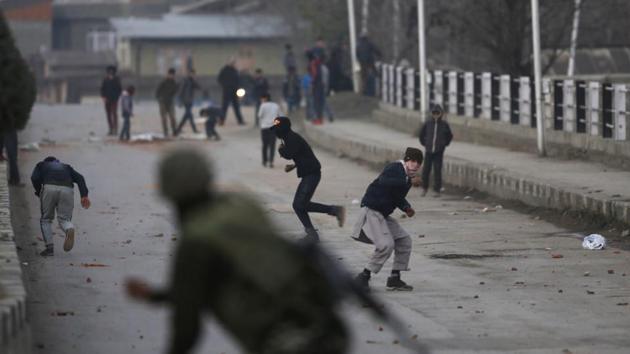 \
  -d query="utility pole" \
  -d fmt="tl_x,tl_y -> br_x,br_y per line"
567,0 -> 582,76
417,0 -> 427,121
393,0 -> 400,63
347,0 -> 360,93
531,0 -> 546,156
361,0 -> 369,36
